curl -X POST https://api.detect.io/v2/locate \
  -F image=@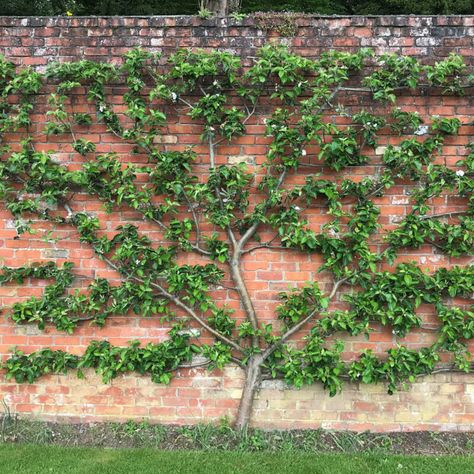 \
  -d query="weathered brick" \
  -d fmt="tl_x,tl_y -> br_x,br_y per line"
0,15 -> 471,433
